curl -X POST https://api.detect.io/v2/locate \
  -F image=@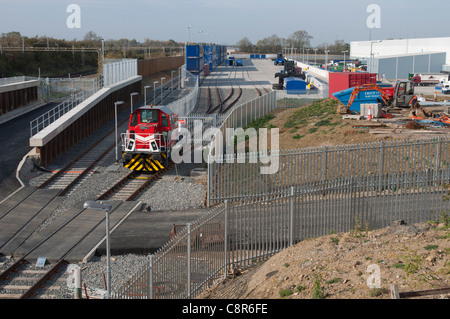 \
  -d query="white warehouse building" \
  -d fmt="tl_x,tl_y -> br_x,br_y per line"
350,37 -> 450,79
